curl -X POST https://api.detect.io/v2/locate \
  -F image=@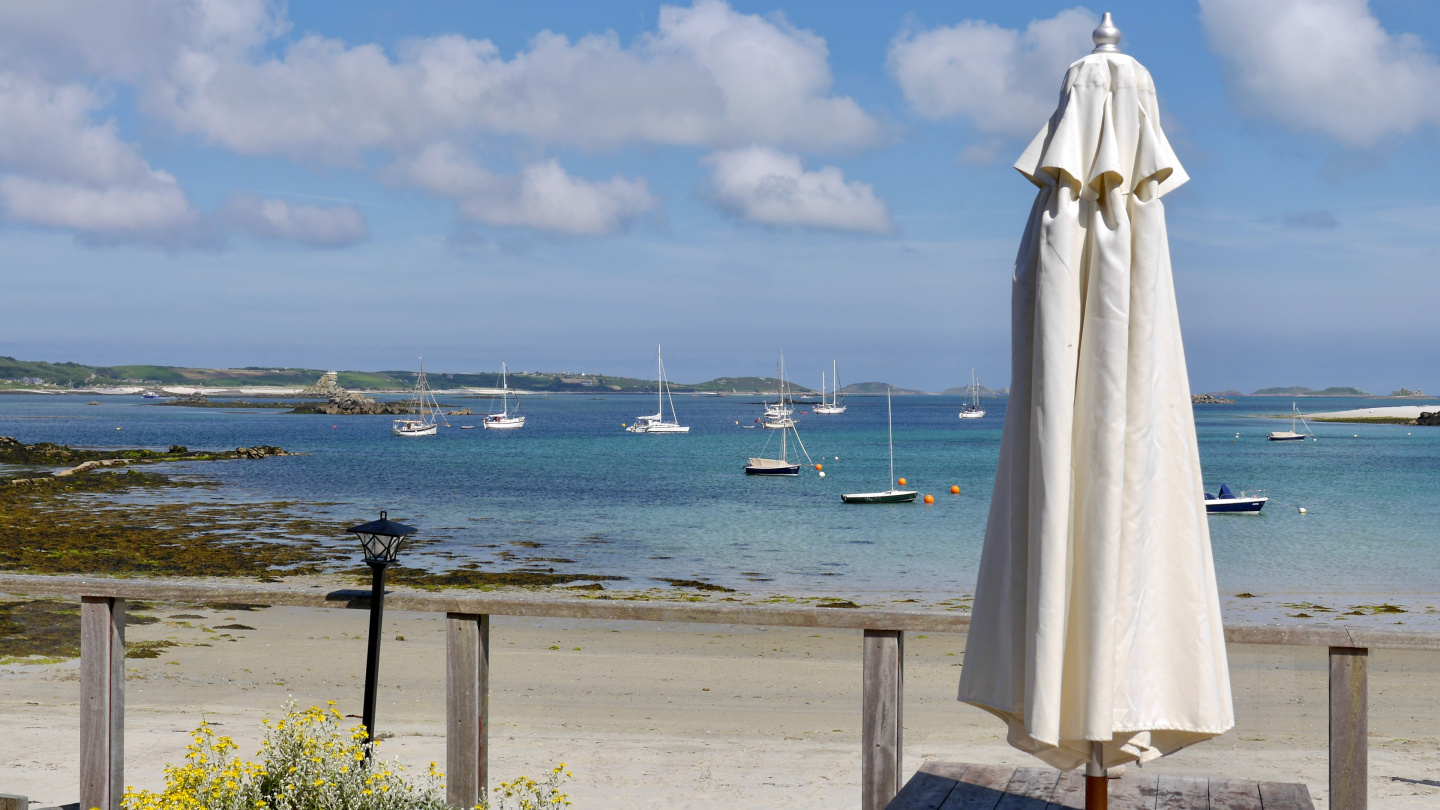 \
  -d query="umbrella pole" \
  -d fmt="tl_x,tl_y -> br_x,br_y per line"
1084,741 -> 1108,810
